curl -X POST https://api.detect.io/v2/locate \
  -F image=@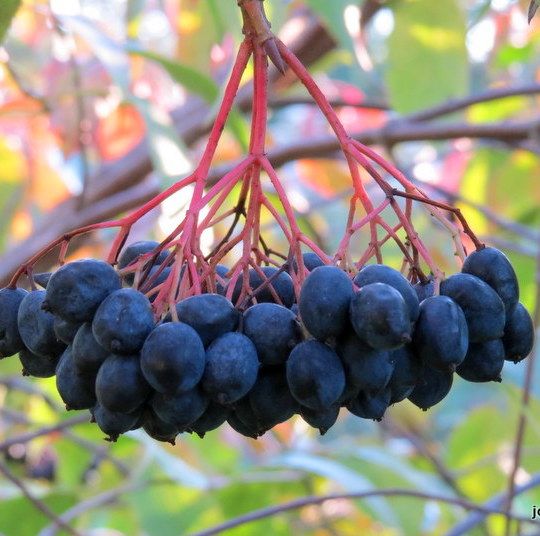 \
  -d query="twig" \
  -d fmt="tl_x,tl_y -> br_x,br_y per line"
190,487 -> 540,536
0,459 -> 81,536
0,414 -> 90,452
